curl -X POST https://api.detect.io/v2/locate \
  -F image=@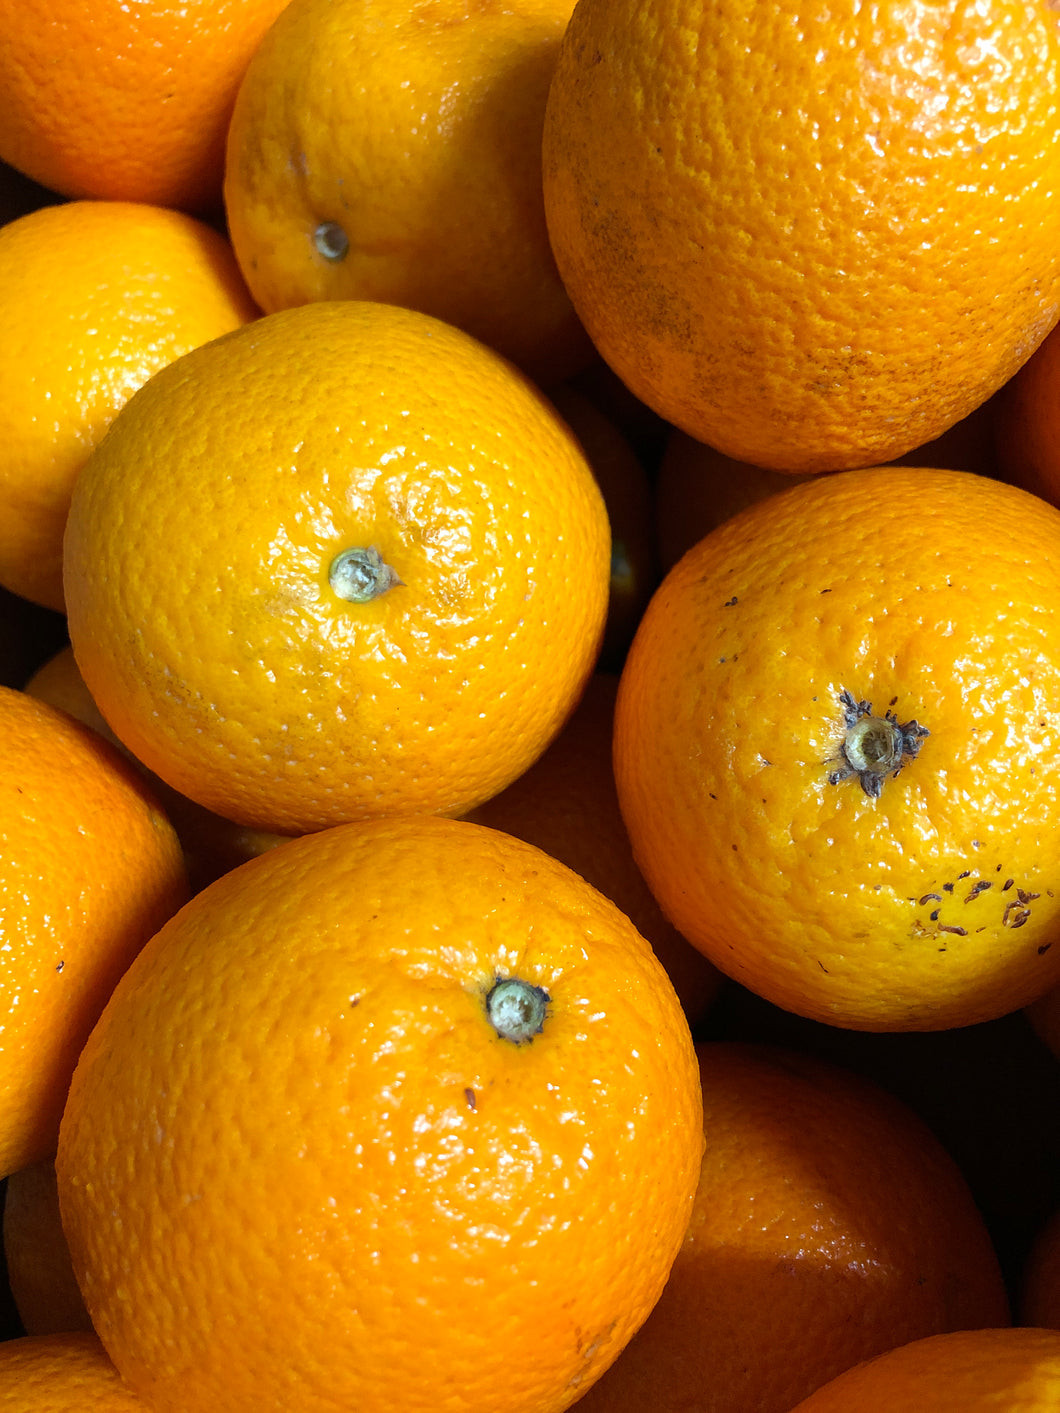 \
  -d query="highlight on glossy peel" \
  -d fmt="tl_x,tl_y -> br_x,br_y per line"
62,299 -> 611,835
614,467 -> 1060,1031
56,816 -> 704,1413
542,0 -> 1060,472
